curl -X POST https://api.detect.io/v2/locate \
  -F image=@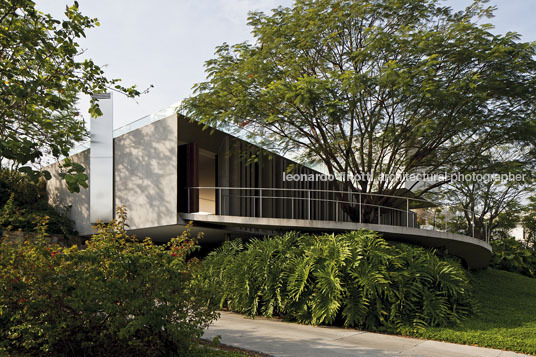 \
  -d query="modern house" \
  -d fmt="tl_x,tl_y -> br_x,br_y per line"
45,97 -> 492,269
